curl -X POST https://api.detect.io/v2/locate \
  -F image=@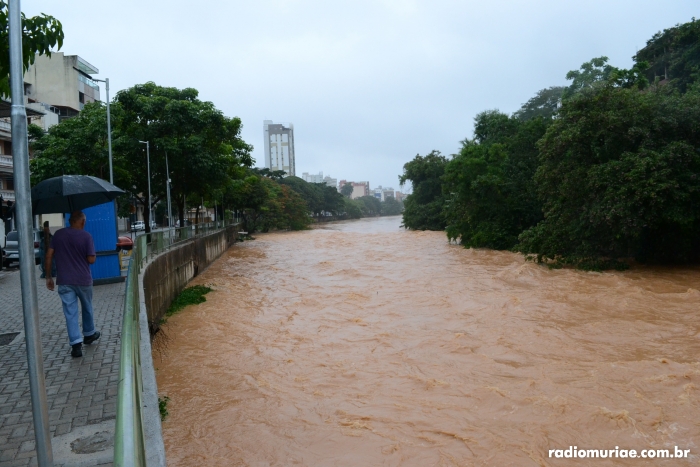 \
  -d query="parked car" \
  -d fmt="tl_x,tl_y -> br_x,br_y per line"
131,221 -> 145,231
3,230 -> 41,267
